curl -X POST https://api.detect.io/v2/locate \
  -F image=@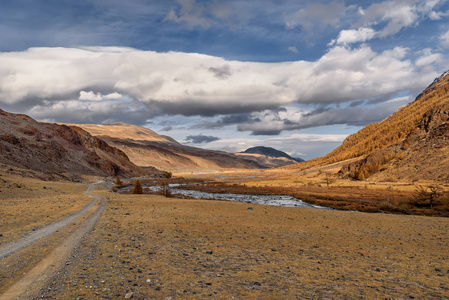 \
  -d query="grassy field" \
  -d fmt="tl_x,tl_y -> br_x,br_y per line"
38,190 -> 449,299
0,170 -> 91,245
172,168 -> 449,216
